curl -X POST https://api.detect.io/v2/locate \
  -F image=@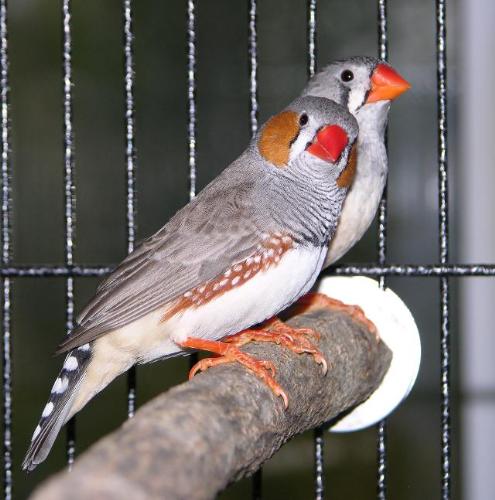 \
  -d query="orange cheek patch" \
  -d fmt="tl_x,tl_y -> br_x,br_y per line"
258,111 -> 299,167
161,234 -> 294,322
337,143 -> 357,188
